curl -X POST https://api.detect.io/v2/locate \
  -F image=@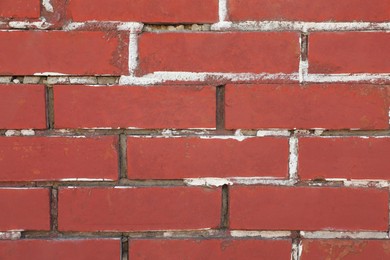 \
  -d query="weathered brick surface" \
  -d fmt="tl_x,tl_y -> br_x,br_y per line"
228,0 -> 390,22
0,240 -> 120,260
0,0 -> 40,19
230,186 -> 388,231
67,0 -> 219,23
54,85 -> 216,129
127,137 -> 289,179
138,32 -> 300,74
58,187 -> 221,231
310,33 -> 390,73
301,240 -> 390,260
2,1 -> 390,257
0,85 -> 46,129
225,84 -> 389,130
0,189 -> 50,231
0,31 -> 128,75
130,239 -> 292,259
299,137 -> 390,180
0,137 -> 118,181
